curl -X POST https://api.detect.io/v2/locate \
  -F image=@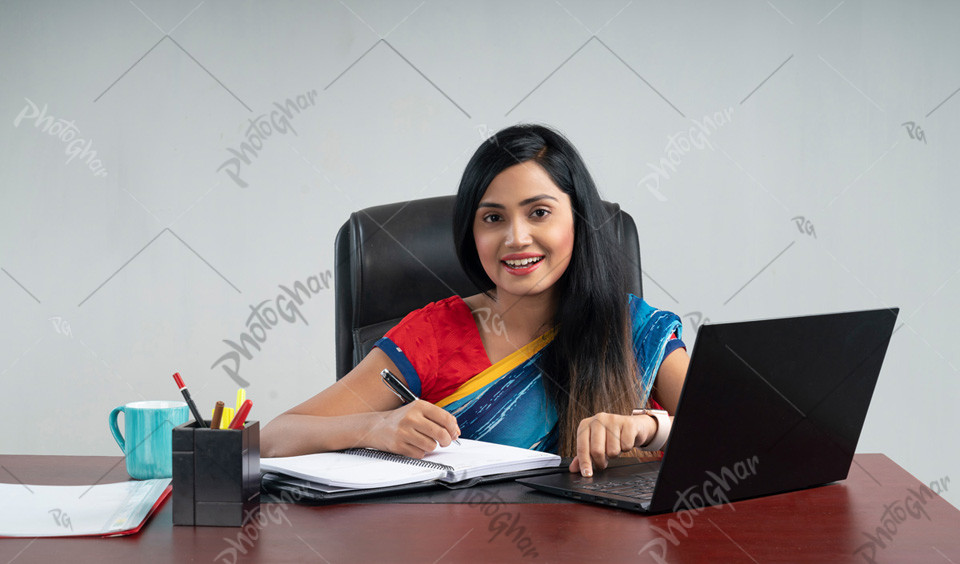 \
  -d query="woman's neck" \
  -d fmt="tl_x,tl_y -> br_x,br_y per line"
482,288 -> 558,343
